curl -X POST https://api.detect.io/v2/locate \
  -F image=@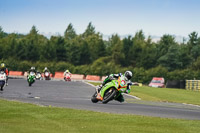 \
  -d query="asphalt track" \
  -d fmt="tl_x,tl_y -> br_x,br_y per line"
1,79 -> 200,120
